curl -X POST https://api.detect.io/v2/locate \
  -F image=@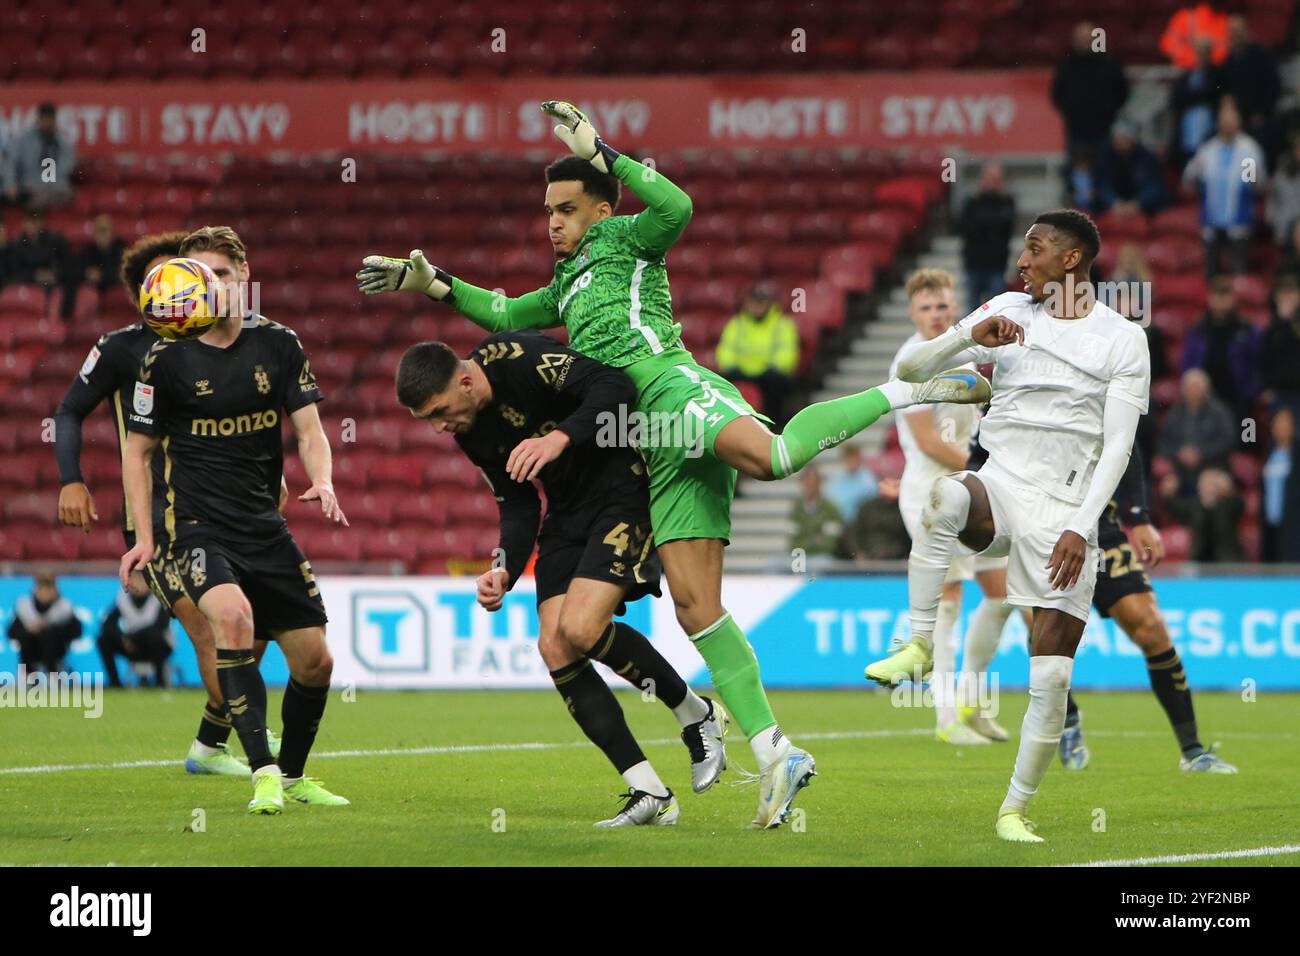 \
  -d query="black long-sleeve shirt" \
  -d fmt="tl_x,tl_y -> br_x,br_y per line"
454,331 -> 644,588
53,322 -> 168,541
